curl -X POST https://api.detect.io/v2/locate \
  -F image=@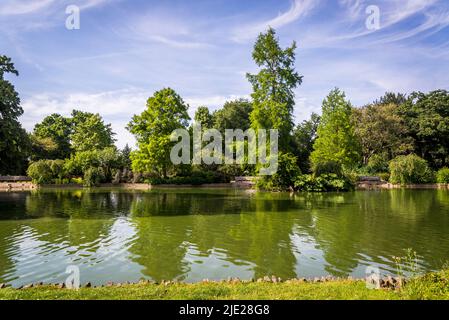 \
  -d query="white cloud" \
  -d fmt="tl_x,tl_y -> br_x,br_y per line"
0,0 -> 55,15
19,89 -> 250,148
232,0 -> 318,42
20,88 -> 147,148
